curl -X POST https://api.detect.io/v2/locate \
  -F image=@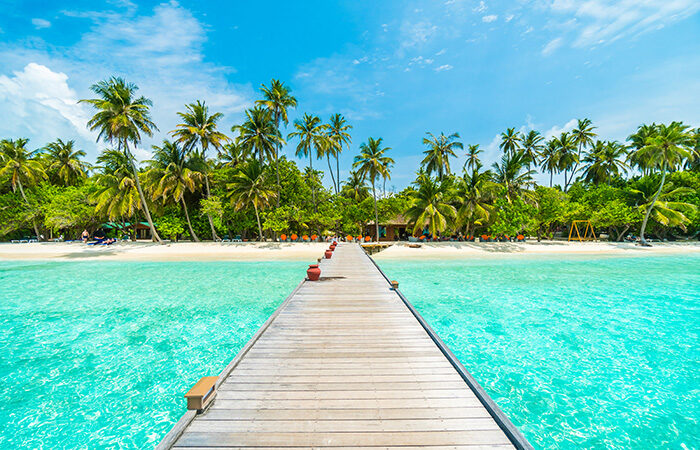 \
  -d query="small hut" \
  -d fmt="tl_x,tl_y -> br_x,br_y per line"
364,215 -> 409,241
